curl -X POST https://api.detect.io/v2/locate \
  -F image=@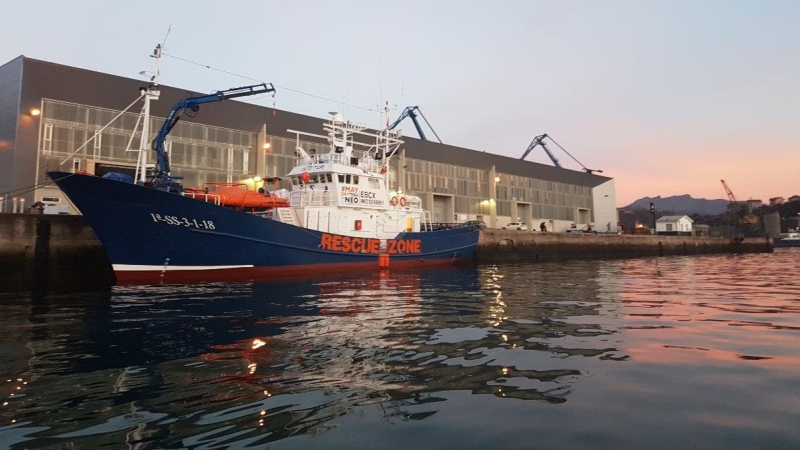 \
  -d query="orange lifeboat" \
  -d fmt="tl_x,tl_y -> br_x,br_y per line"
215,186 -> 289,208
186,183 -> 289,209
